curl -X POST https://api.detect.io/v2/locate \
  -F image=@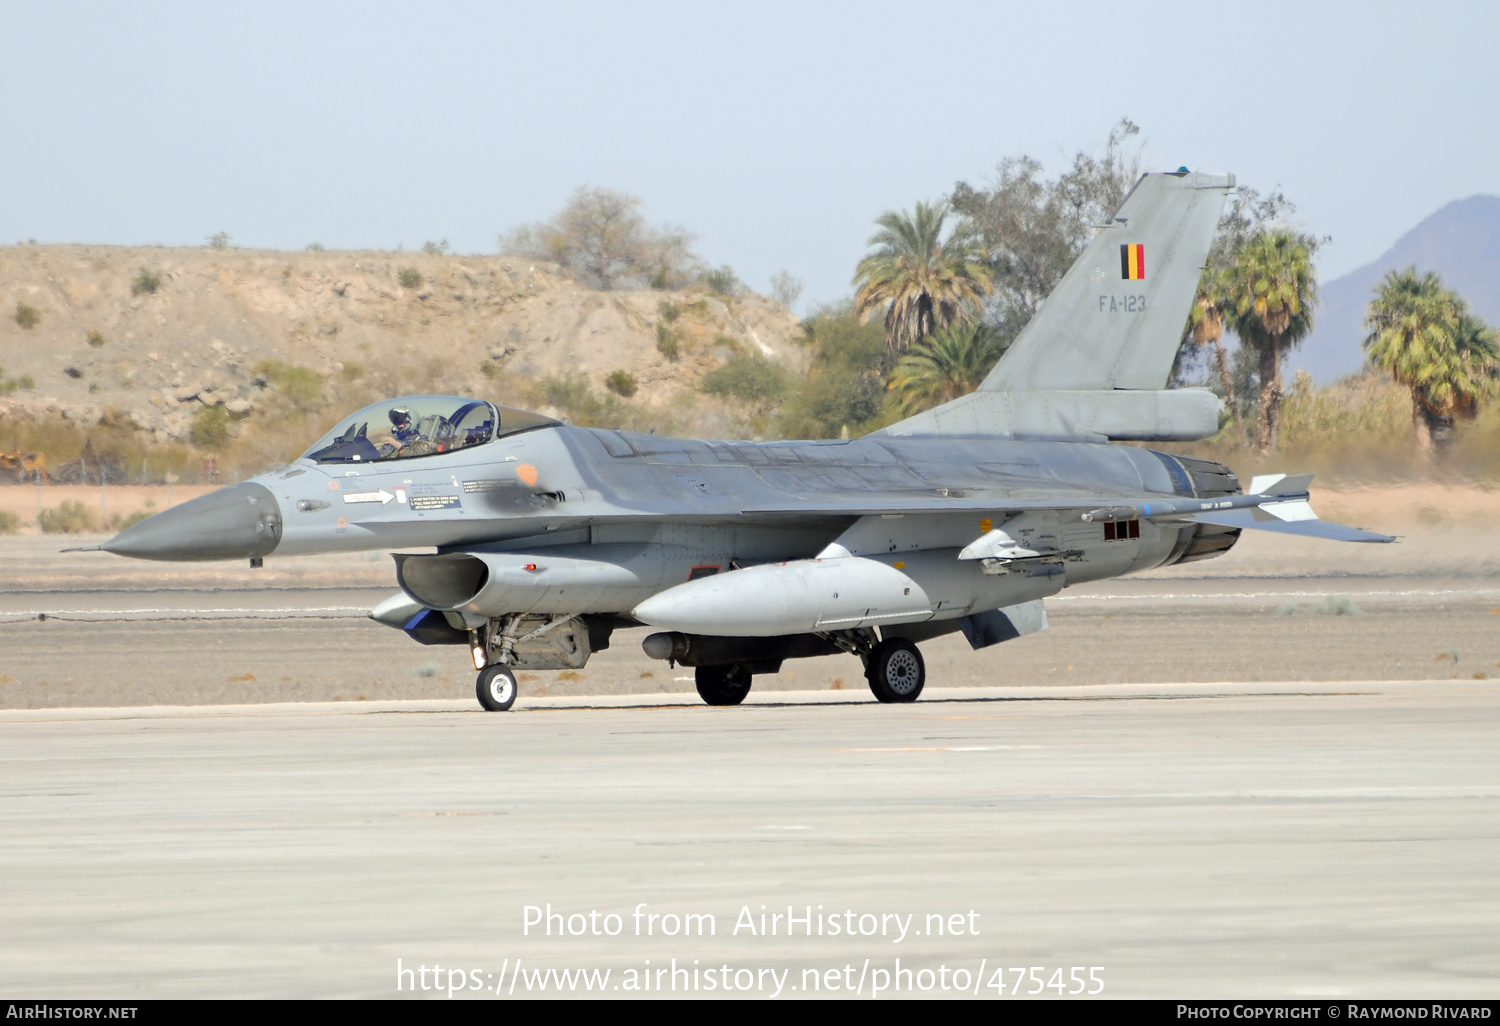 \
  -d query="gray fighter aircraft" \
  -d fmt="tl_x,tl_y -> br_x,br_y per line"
97,170 -> 1391,710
